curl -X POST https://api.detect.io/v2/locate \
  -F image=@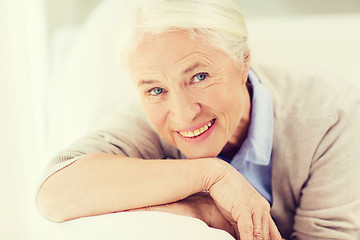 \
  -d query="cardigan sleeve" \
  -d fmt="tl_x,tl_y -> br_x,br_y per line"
39,104 -> 183,189
291,87 -> 360,239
